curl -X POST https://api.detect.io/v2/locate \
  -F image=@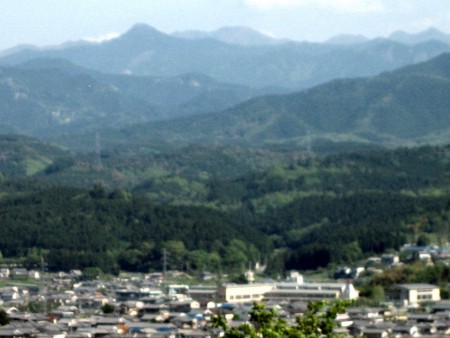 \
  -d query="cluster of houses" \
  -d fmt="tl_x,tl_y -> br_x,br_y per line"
0,268 -> 449,337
